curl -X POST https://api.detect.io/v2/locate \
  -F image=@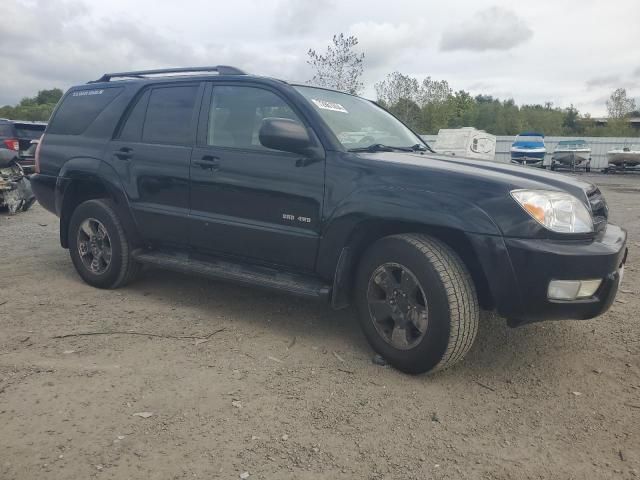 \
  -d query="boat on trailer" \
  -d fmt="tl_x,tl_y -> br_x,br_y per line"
604,145 -> 640,173
550,139 -> 591,171
510,132 -> 546,168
